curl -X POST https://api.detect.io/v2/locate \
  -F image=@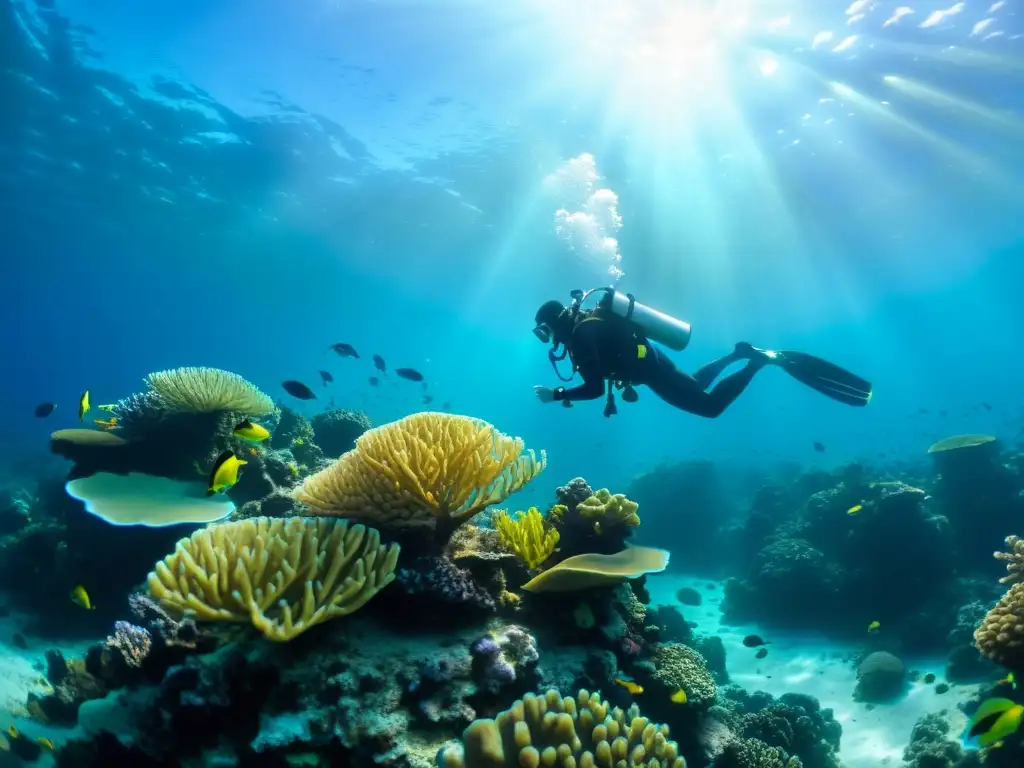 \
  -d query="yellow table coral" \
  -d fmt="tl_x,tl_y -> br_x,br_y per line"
146,516 -> 399,641
293,412 -> 546,537
494,508 -> 559,570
